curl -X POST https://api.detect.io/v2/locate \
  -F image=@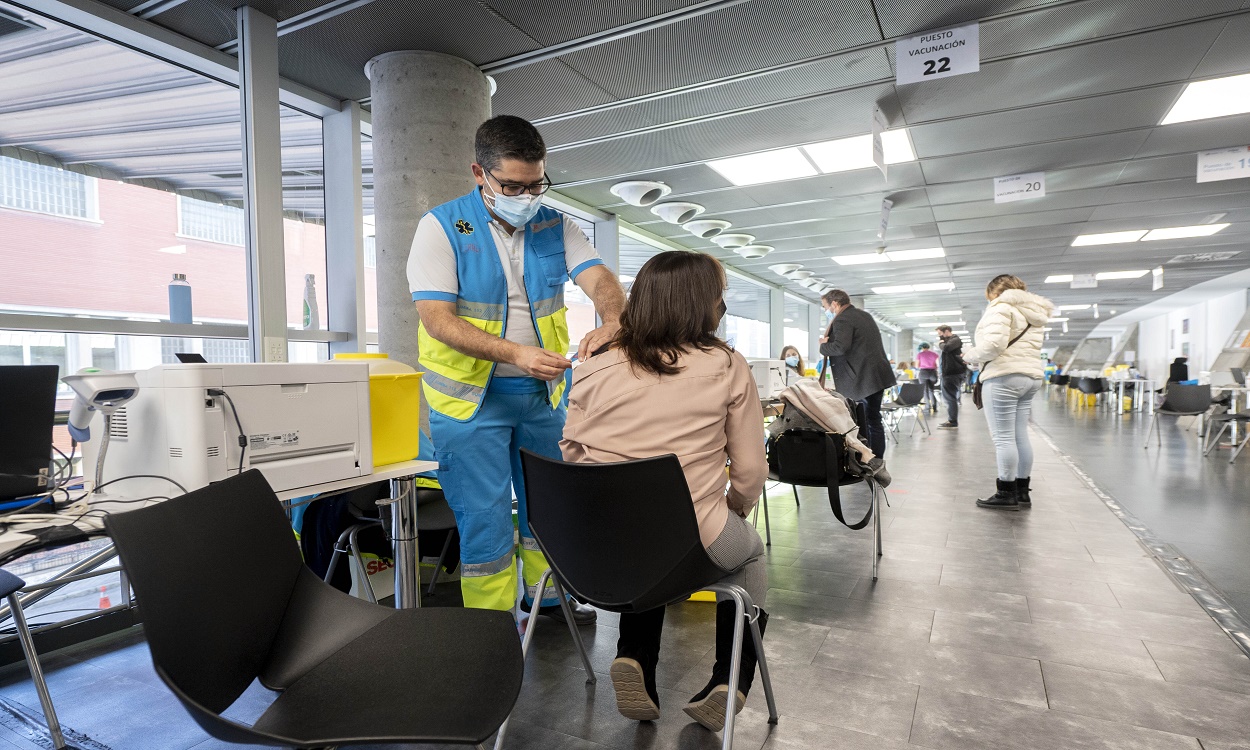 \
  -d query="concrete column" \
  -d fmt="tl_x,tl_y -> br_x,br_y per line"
366,51 -> 491,370
898,328 -> 914,362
